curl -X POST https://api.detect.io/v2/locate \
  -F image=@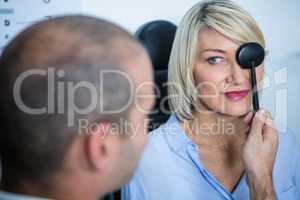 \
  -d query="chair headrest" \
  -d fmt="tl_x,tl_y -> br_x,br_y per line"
135,20 -> 177,71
